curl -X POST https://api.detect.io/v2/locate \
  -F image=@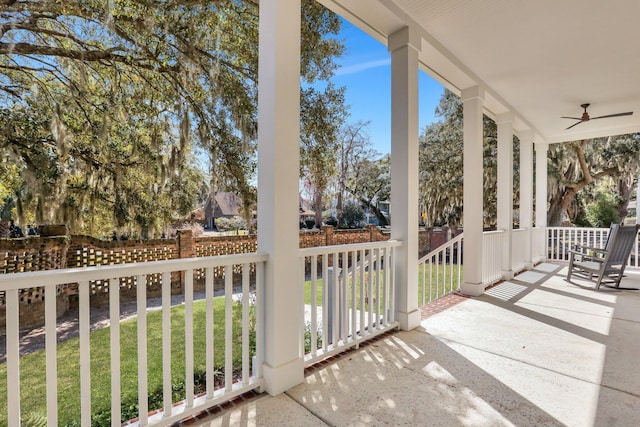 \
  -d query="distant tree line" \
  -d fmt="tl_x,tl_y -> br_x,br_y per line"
419,89 -> 640,228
